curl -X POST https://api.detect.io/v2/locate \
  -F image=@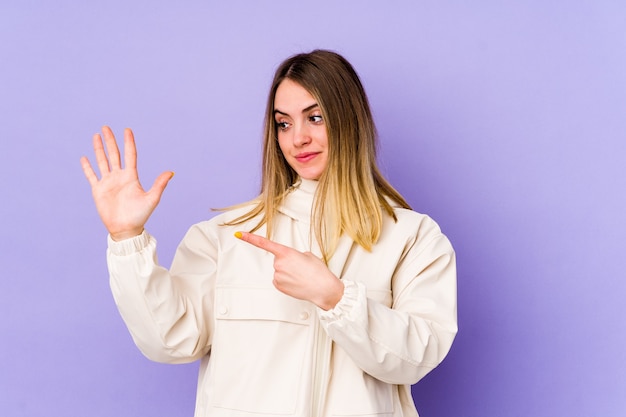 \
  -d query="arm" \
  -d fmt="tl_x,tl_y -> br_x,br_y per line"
107,224 -> 217,364
318,223 -> 458,385
83,127 -> 212,362
234,216 -> 457,384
